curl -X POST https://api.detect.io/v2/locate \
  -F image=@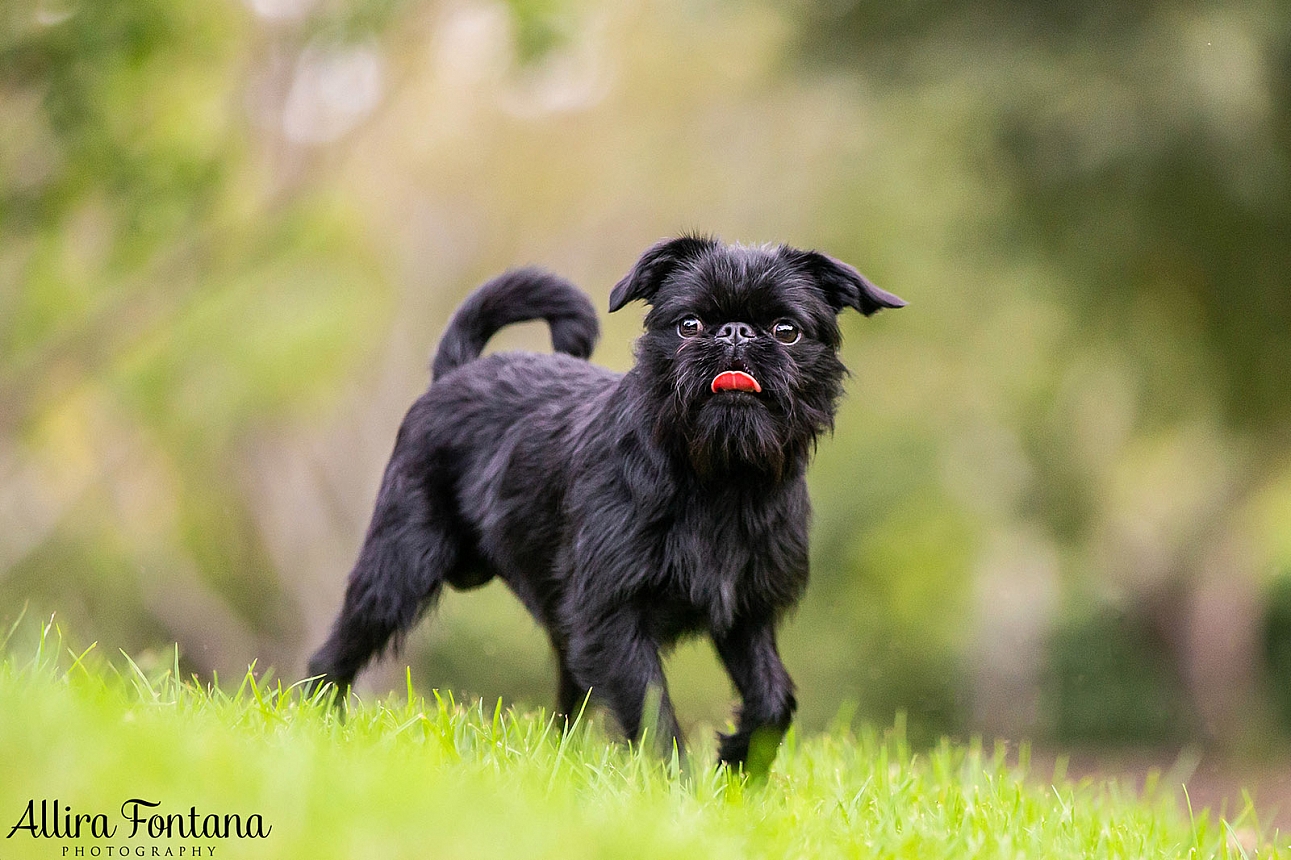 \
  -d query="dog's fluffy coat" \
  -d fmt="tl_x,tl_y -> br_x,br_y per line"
308,236 -> 903,769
